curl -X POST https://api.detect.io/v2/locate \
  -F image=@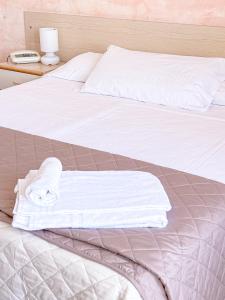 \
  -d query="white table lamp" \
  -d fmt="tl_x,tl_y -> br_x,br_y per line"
39,28 -> 60,65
